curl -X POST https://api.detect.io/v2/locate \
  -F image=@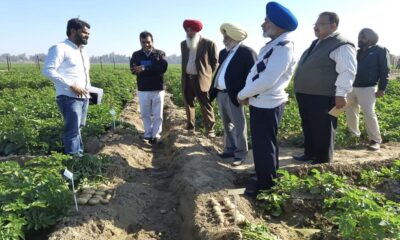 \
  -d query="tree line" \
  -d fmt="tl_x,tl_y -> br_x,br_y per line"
0,53 -> 181,64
